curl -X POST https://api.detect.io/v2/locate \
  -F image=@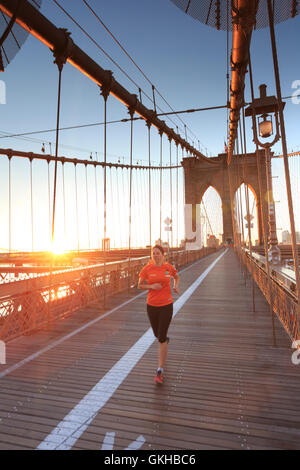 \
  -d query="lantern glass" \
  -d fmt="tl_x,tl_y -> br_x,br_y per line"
259,115 -> 273,138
